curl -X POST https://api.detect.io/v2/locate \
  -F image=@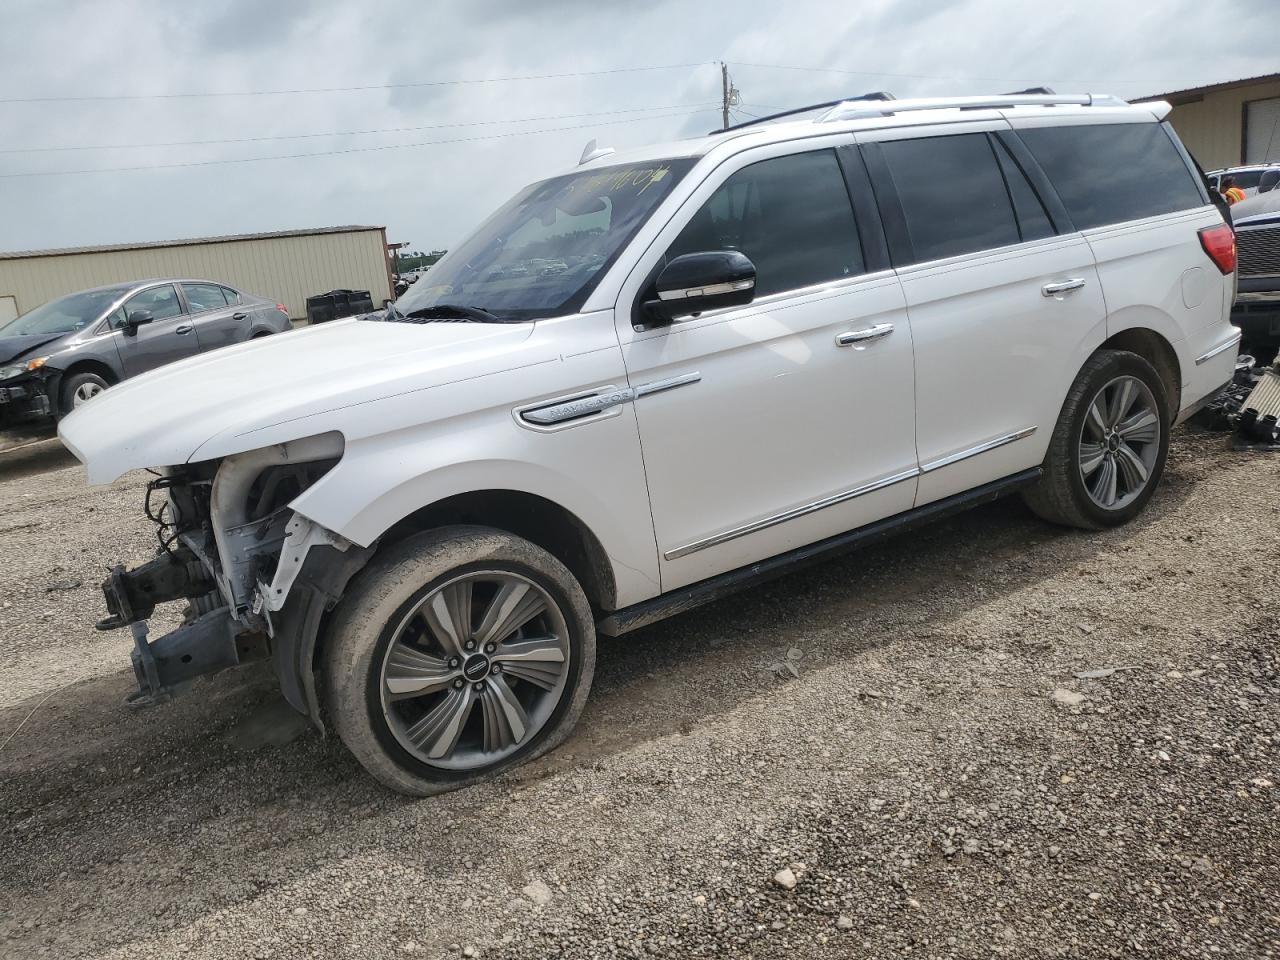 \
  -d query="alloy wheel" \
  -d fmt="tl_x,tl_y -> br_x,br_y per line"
378,570 -> 571,771
73,382 -> 104,406
1077,375 -> 1161,510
